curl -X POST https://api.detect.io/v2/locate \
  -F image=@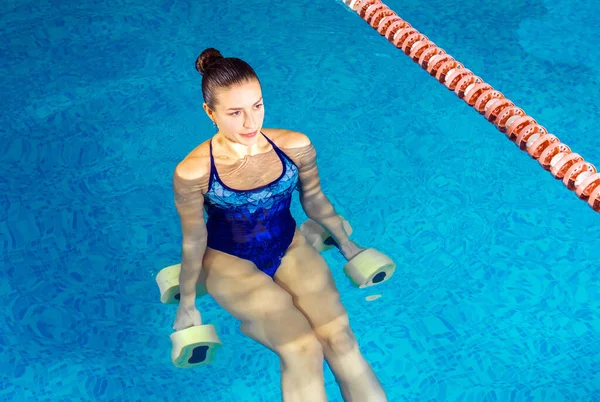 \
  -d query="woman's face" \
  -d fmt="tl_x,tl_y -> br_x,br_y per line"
205,78 -> 265,145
